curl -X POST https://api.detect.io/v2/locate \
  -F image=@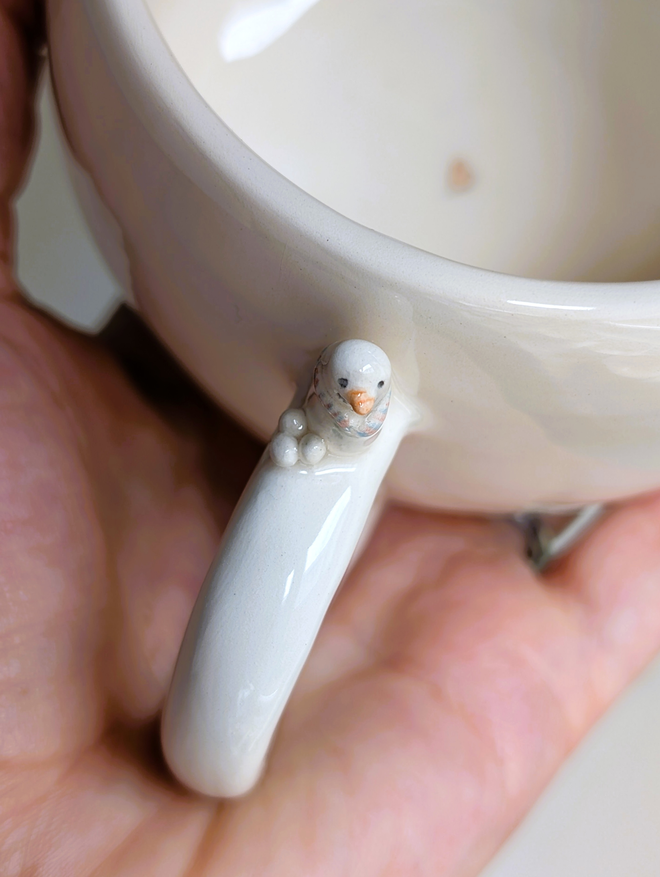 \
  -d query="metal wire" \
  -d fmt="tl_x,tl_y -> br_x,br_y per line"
514,504 -> 605,572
